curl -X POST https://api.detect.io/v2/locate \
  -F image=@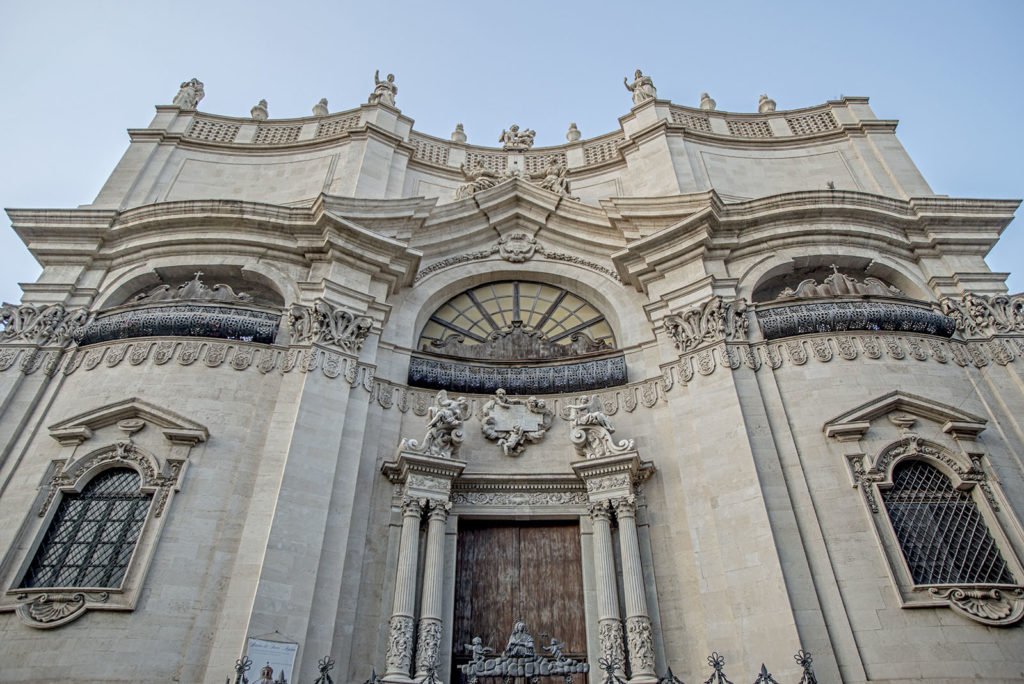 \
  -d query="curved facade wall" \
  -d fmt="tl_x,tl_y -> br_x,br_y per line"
0,86 -> 1022,684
